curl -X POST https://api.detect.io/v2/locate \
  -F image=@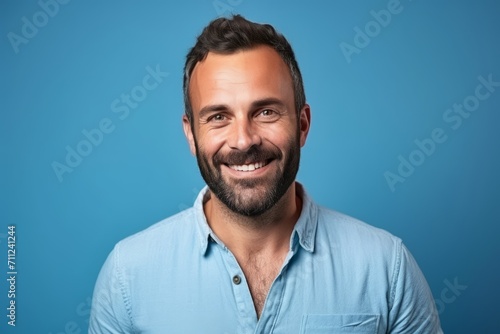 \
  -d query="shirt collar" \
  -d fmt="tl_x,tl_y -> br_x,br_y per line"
193,182 -> 318,255
292,182 -> 317,253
